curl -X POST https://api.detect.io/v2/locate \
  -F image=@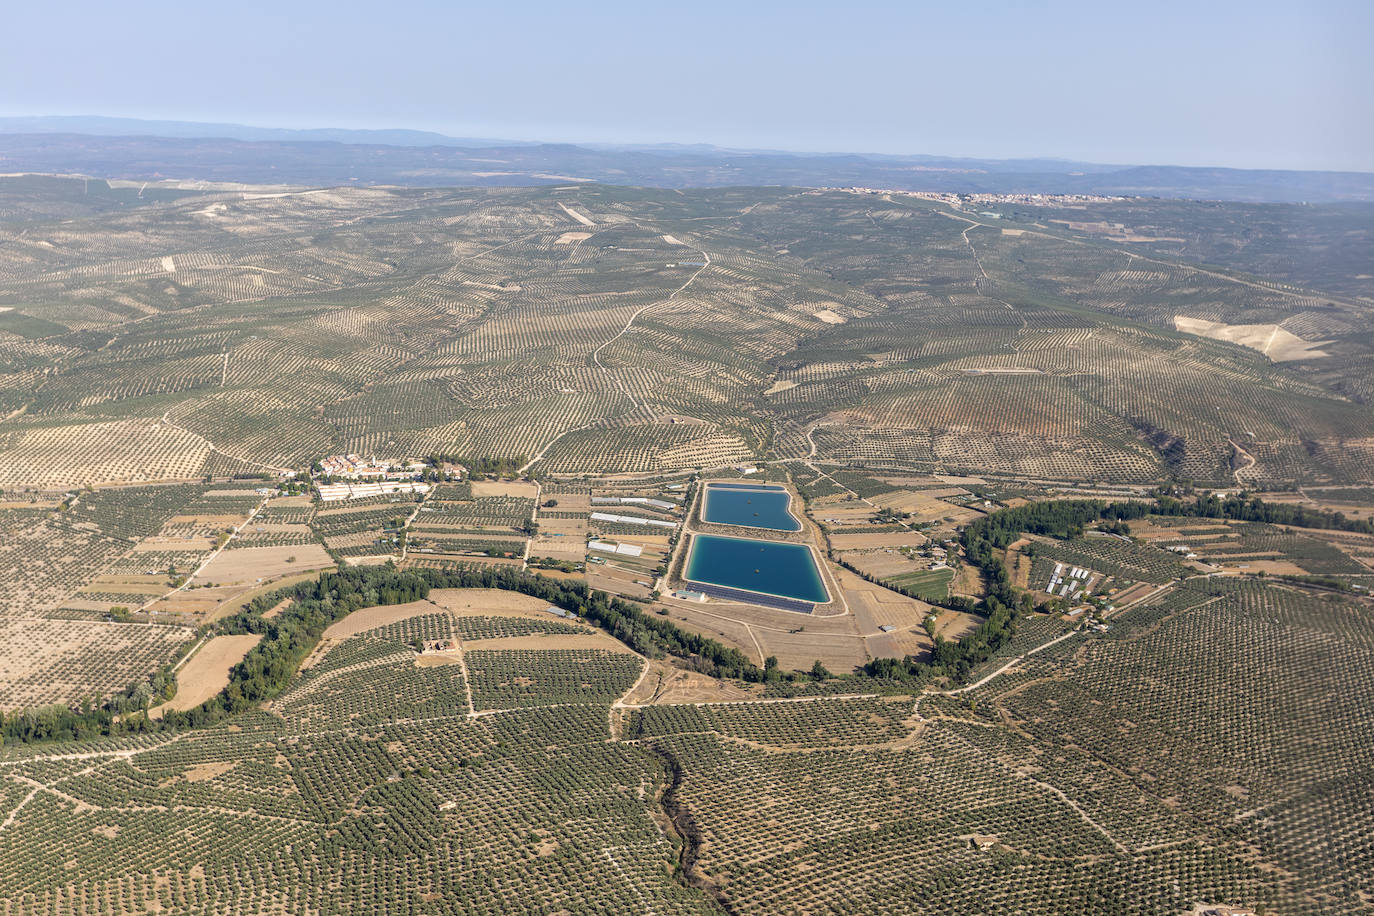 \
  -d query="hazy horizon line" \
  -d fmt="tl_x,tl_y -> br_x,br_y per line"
4,112 -> 1371,177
